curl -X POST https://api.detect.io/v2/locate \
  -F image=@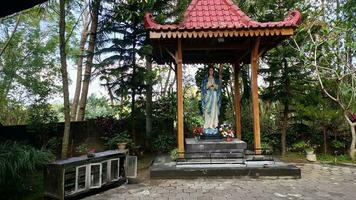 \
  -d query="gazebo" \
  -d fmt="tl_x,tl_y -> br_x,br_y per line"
144,0 -> 301,154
